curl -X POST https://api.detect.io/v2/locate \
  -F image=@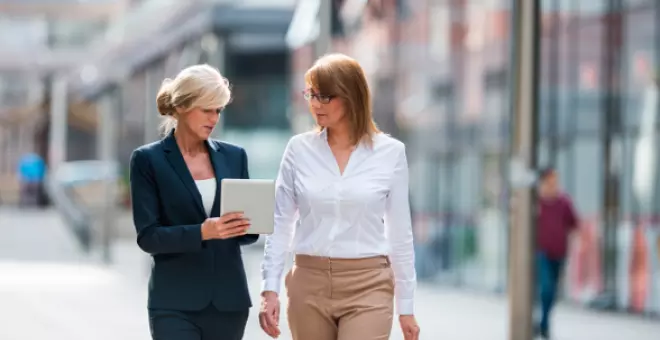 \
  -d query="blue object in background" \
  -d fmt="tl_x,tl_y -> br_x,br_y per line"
18,153 -> 46,184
